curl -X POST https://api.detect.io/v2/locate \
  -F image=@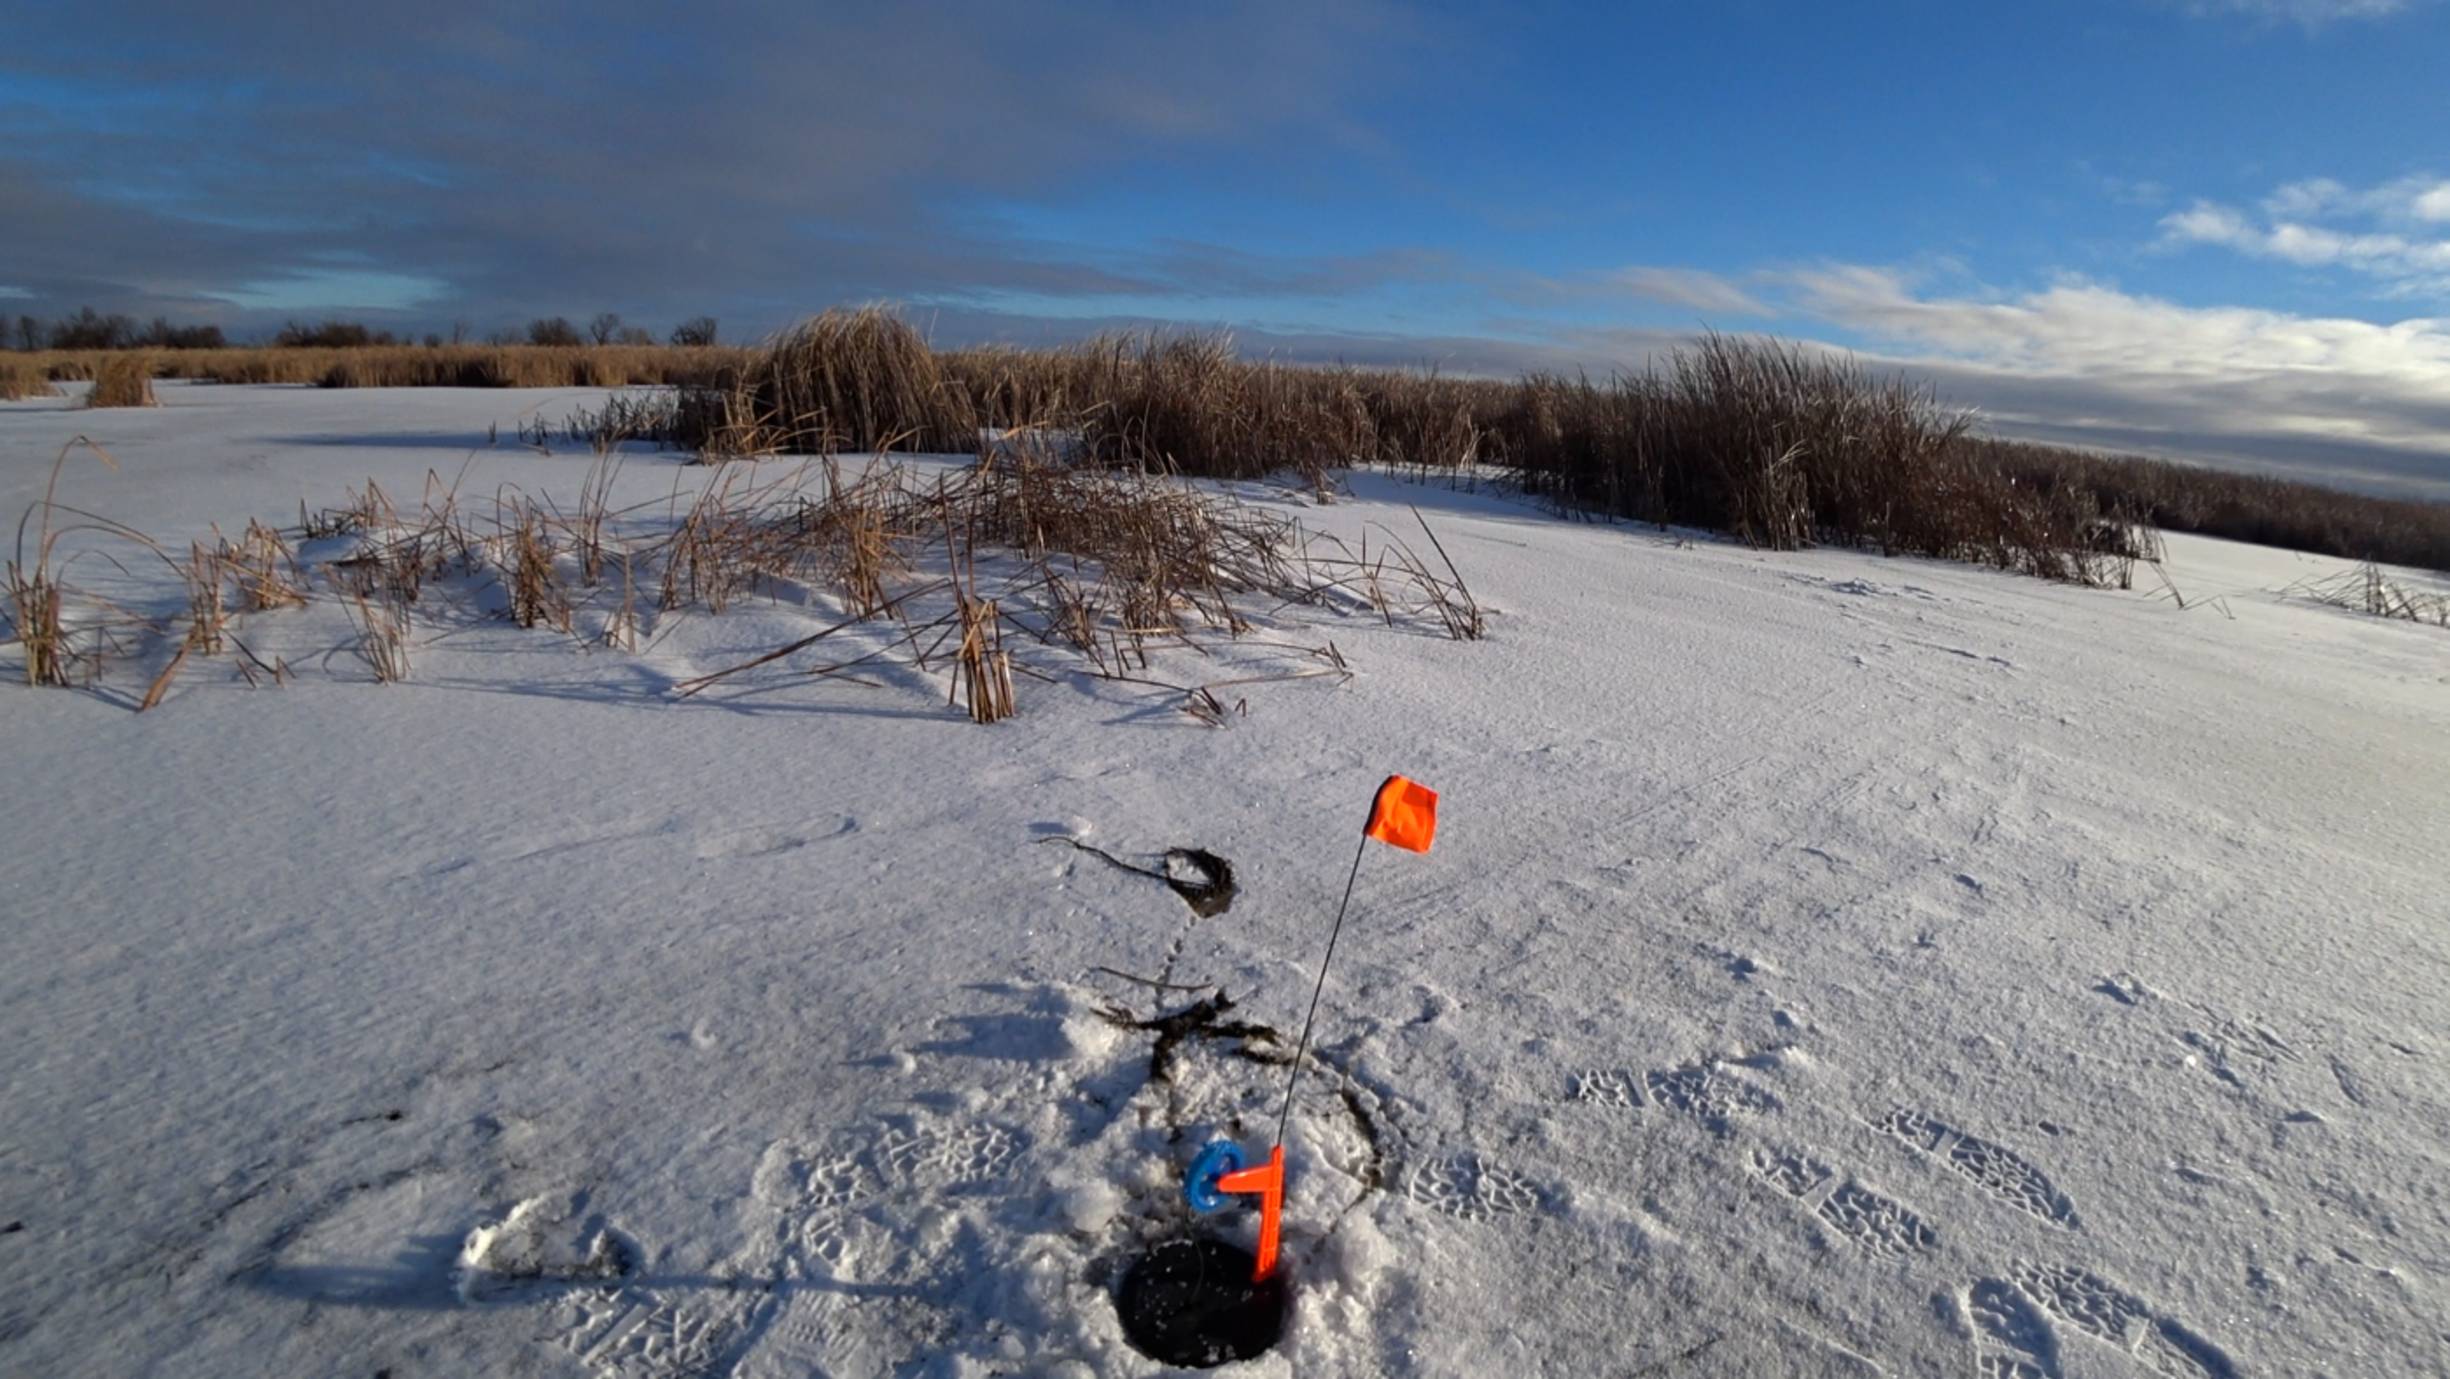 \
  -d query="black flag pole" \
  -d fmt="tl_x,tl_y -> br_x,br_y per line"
1275,828 -> 1371,1148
